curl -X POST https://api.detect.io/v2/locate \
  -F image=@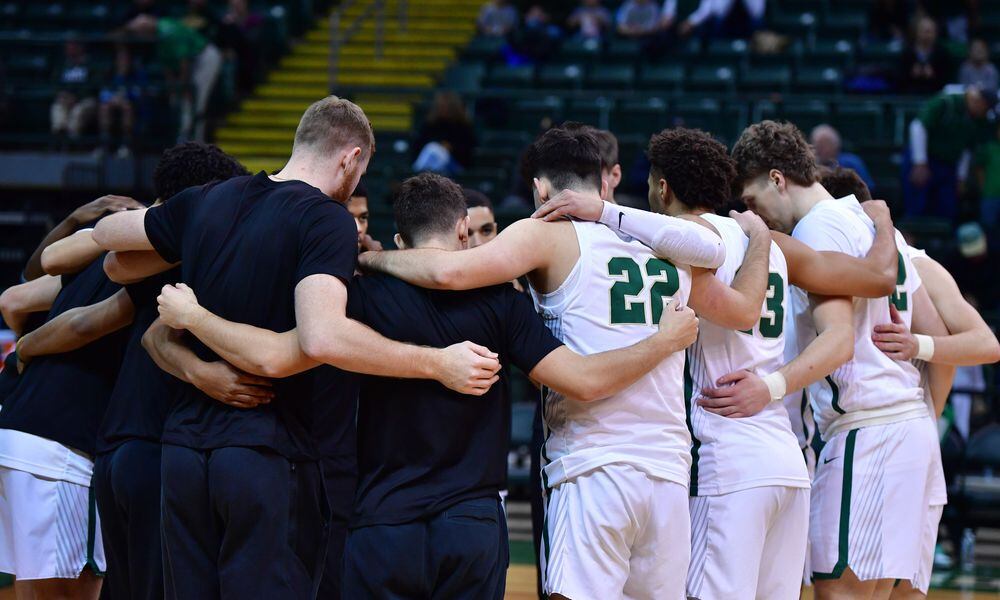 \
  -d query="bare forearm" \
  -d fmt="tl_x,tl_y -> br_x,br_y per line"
25,218 -> 78,280
363,249 -> 481,290
40,231 -> 102,276
779,324 -> 853,393
142,321 -> 206,384
729,229 -> 770,319
925,329 -> 1000,366
104,251 -> 175,284
300,317 -> 438,379
18,307 -> 125,360
865,221 -> 899,286
187,310 -> 317,378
